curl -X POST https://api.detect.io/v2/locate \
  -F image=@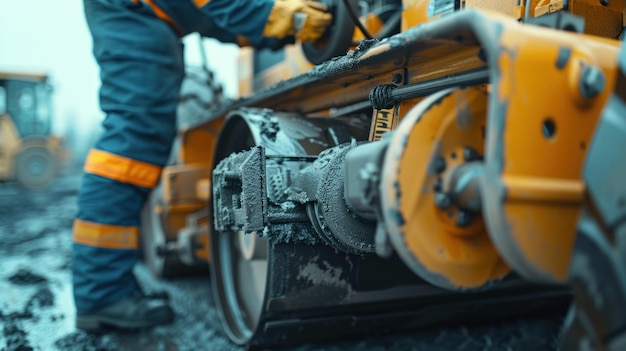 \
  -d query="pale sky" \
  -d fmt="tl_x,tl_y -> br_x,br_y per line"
0,1 -> 239,158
